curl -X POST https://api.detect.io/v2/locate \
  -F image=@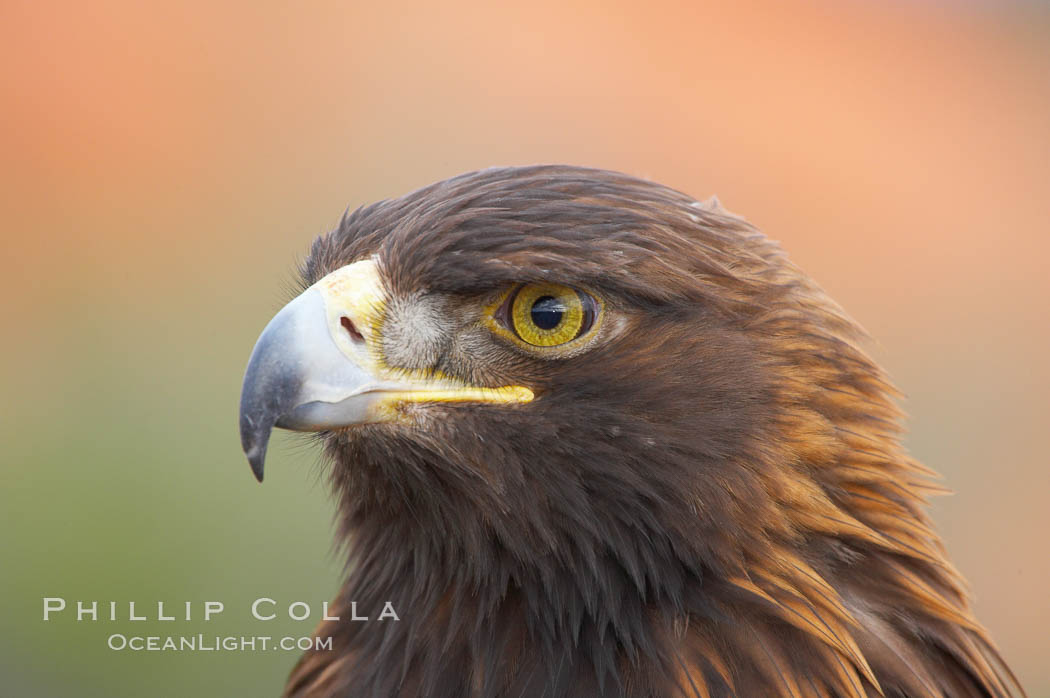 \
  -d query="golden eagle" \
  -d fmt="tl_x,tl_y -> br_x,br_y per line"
239,166 -> 1021,697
